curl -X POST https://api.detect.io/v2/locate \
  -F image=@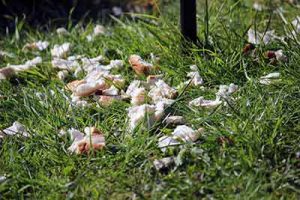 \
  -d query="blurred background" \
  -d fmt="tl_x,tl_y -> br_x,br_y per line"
0,0 -> 163,32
